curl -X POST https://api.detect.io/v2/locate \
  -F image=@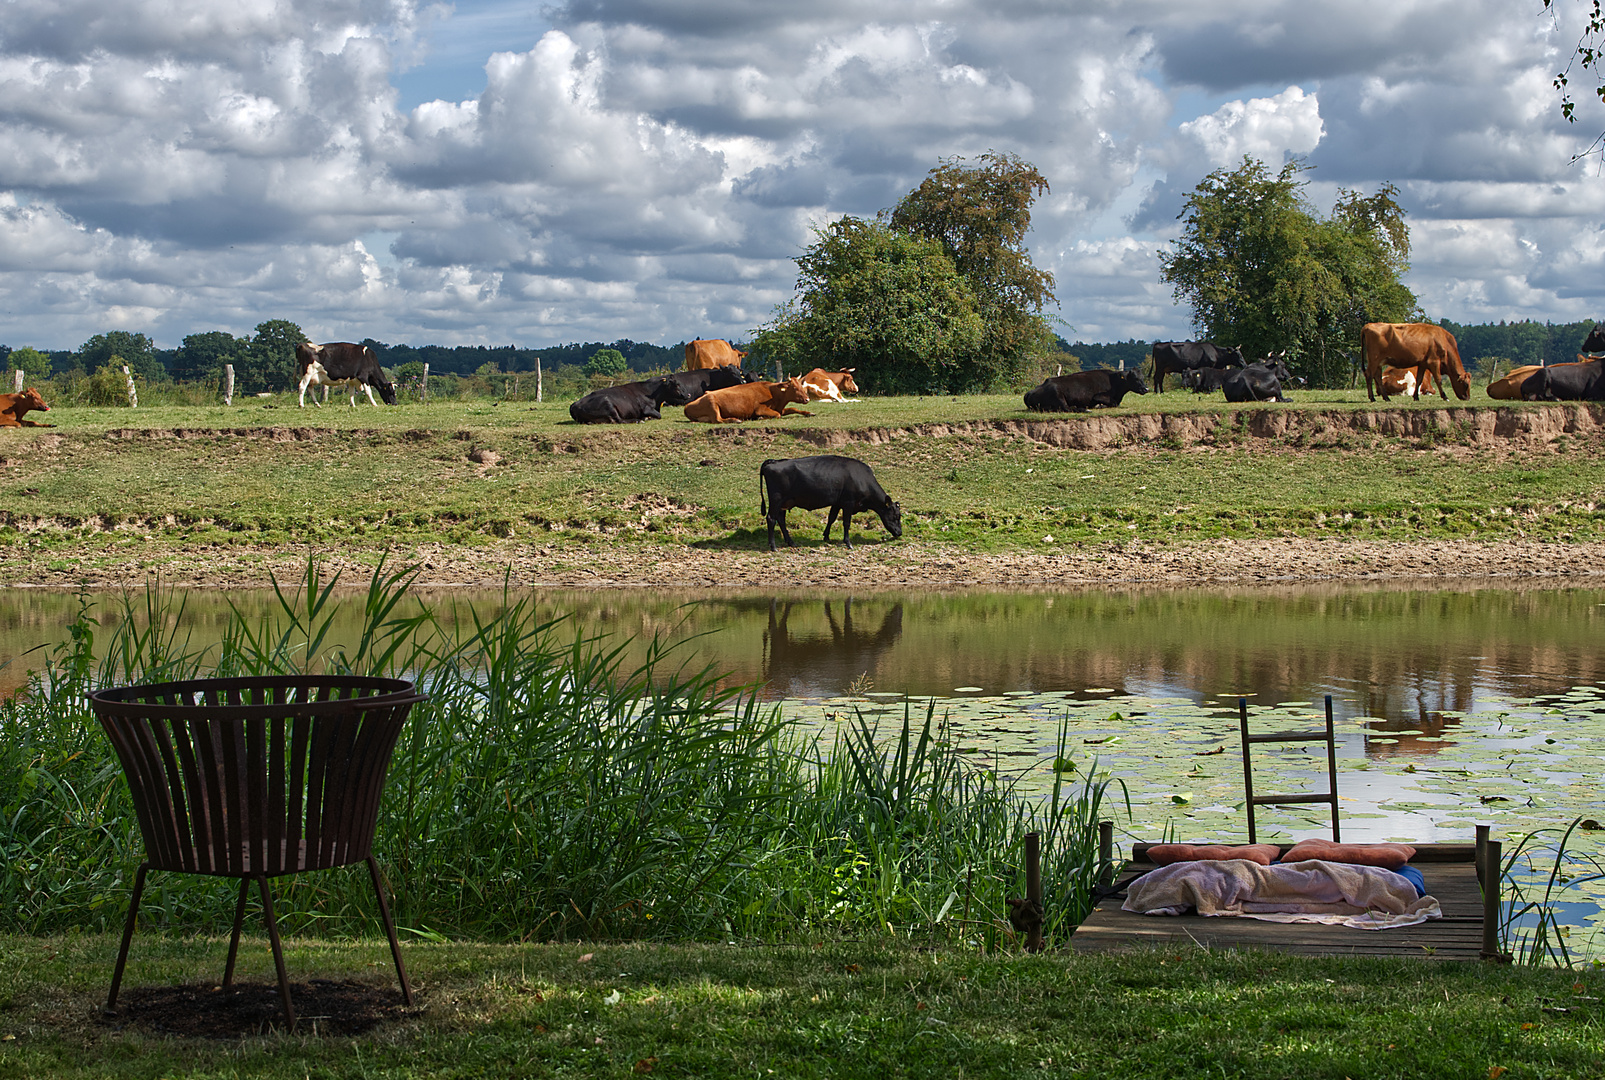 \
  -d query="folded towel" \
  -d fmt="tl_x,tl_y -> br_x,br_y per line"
1281,839 -> 1416,870
1123,858 -> 1441,930
1147,843 -> 1281,866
